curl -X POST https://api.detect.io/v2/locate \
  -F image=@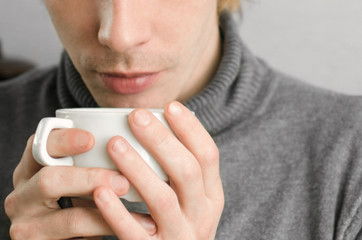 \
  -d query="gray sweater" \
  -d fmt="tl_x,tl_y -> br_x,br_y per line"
1,12 -> 362,239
